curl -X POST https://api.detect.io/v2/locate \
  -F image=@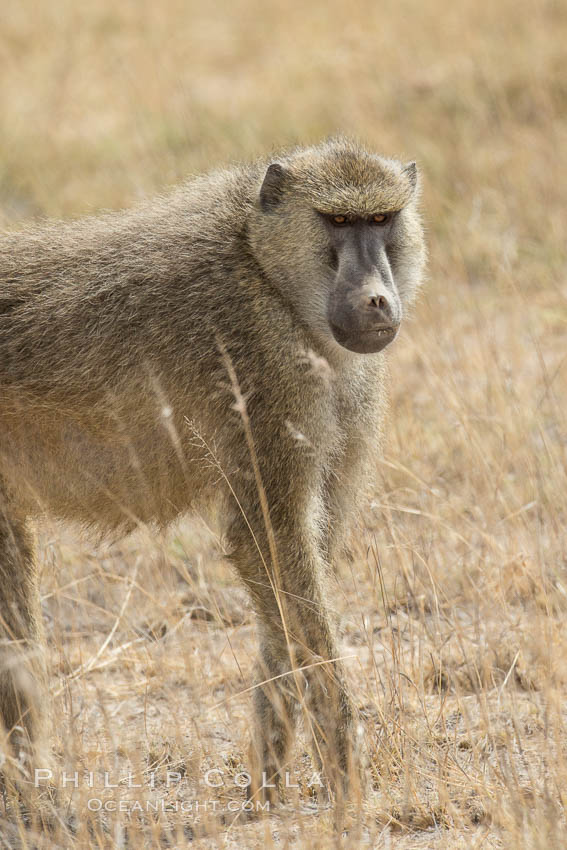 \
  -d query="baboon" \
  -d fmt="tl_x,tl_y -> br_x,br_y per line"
0,138 -> 425,801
